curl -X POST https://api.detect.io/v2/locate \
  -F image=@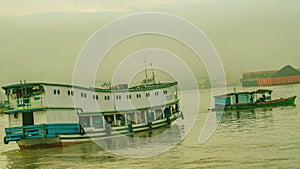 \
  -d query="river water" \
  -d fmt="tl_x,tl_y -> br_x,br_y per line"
0,84 -> 300,168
